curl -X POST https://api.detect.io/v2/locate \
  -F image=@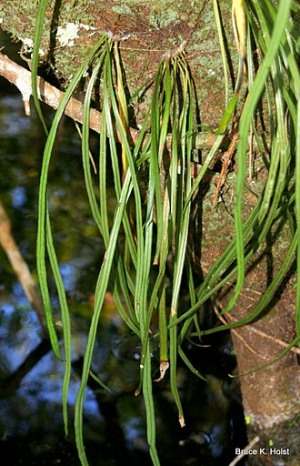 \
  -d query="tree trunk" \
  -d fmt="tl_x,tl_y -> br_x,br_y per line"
200,199 -> 300,464
0,0 -> 235,129
229,276 -> 300,465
